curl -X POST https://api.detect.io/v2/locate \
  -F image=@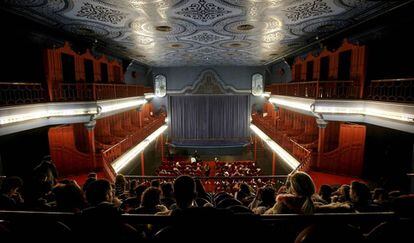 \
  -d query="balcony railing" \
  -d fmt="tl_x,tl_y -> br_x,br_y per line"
52,83 -> 149,102
0,82 -> 46,106
252,116 -> 314,170
366,78 -> 414,102
101,117 -> 165,165
265,80 -> 360,99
